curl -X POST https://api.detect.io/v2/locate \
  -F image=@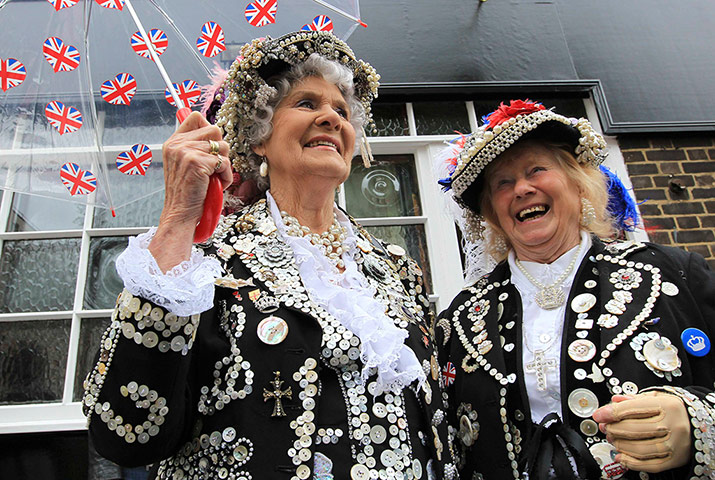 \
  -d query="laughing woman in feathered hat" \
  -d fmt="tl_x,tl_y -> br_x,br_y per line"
436,100 -> 715,479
